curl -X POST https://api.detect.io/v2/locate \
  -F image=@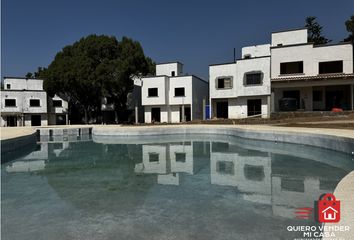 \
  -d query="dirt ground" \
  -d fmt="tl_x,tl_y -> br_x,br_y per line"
132,111 -> 354,130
